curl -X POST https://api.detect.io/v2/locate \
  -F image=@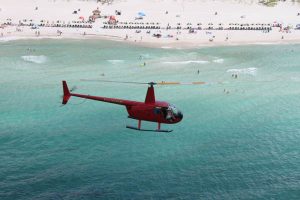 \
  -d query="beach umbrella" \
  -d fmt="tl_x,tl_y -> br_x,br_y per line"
138,12 -> 146,17
79,16 -> 85,20
93,10 -> 100,15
